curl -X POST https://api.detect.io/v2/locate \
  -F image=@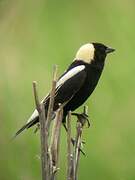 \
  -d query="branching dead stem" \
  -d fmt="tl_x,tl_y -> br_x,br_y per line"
32,66 -> 89,180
